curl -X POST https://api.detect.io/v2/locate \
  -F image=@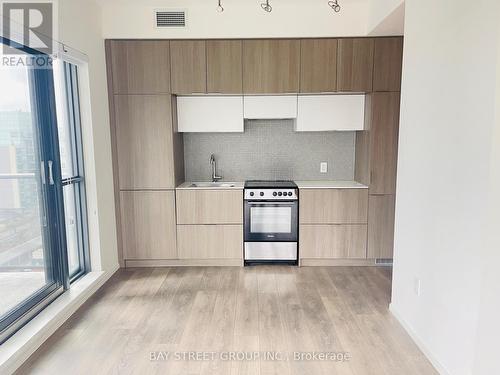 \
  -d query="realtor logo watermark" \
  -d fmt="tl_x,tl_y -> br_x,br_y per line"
2,1 -> 53,53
